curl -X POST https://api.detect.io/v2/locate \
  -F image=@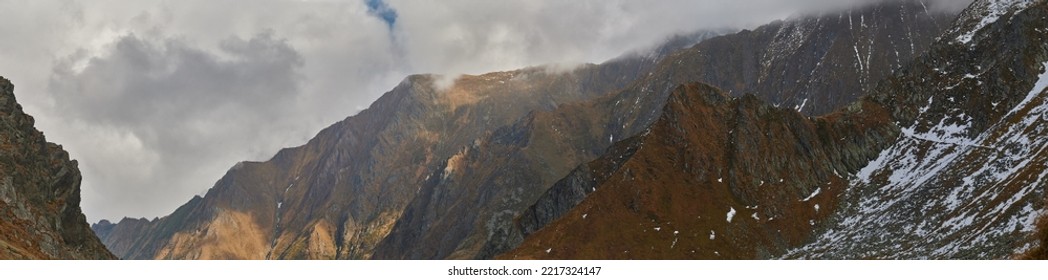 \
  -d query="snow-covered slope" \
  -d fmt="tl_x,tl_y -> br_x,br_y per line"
789,0 -> 1048,259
